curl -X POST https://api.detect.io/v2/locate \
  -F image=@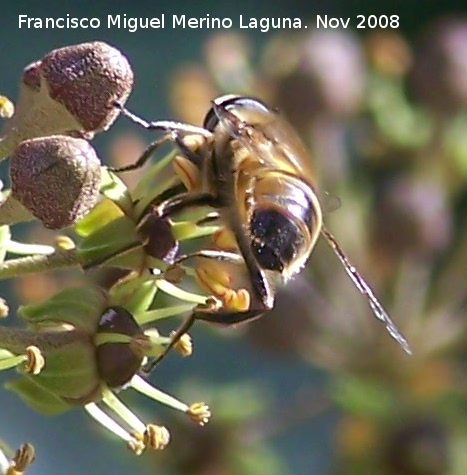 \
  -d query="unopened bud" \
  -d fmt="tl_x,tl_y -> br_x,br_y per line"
1,42 -> 133,160
10,135 -> 101,229
40,41 -> 134,133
